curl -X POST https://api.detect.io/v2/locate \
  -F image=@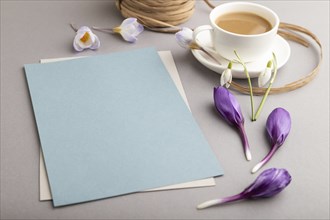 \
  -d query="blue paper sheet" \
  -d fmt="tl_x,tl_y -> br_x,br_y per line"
25,48 -> 223,207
